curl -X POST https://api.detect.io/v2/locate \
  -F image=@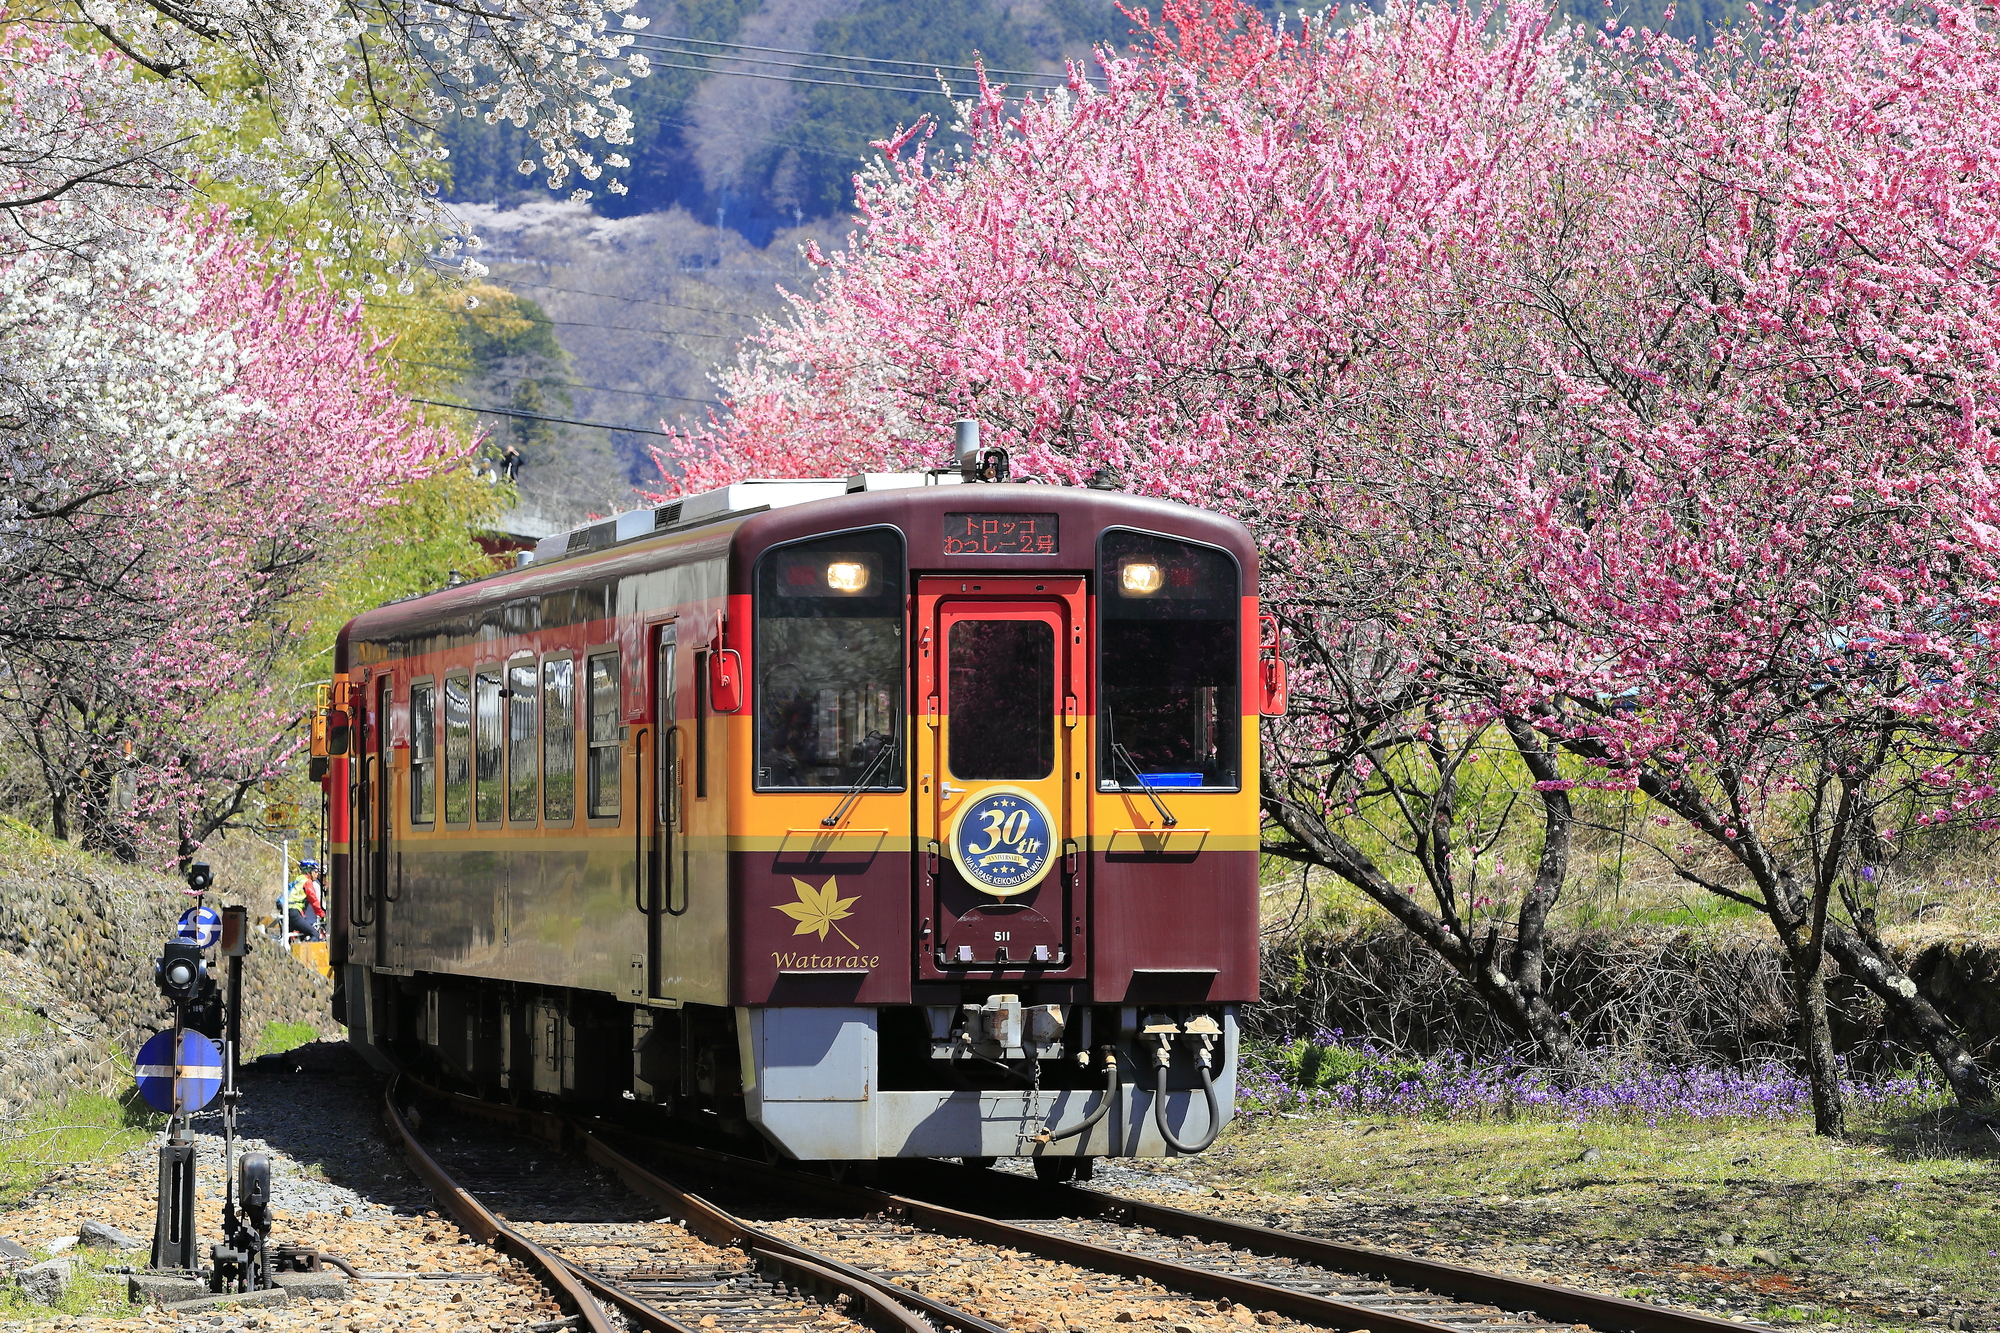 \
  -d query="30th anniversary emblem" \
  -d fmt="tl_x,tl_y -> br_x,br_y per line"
948,786 -> 1057,896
